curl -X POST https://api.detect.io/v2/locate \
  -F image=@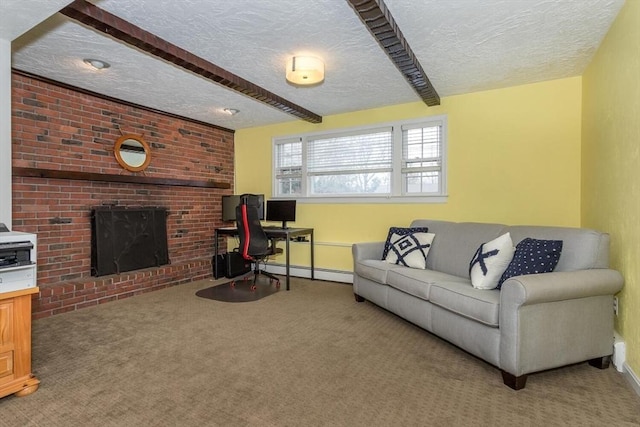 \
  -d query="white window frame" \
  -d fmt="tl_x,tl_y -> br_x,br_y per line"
272,115 -> 448,203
